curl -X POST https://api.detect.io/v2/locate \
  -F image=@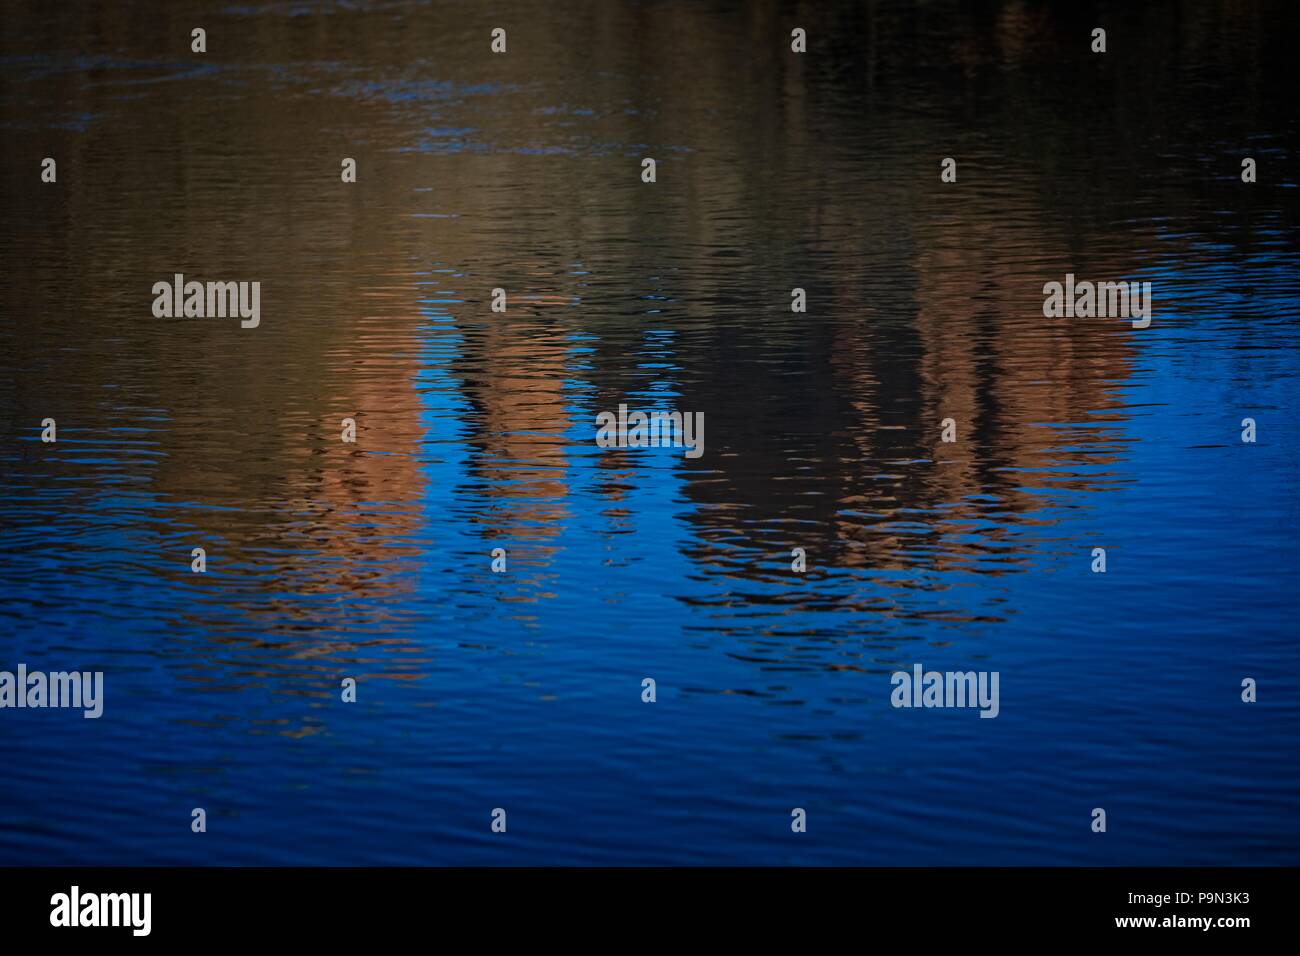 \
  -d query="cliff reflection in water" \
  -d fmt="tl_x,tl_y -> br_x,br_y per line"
0,0 -> 1297,865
